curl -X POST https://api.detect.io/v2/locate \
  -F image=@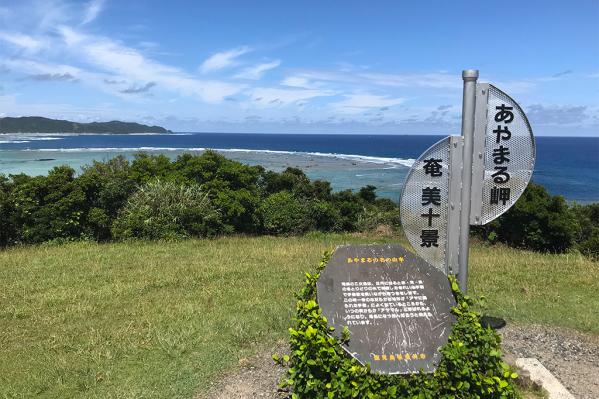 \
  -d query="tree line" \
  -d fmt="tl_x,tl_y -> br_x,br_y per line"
0,151 -> 596,258
0,151 -> 397,244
